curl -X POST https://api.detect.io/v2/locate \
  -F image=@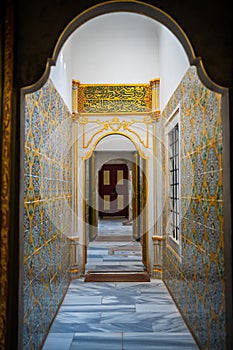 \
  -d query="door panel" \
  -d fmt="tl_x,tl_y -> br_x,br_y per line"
99,164 -> 129,217
103,170 -> 110,185
117,170 -> 124,183
103,195 -> 110,210
117,194 -> 124,210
